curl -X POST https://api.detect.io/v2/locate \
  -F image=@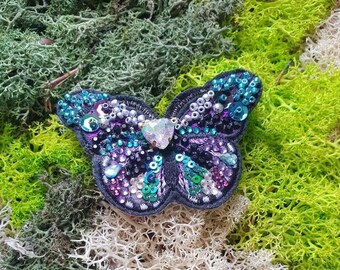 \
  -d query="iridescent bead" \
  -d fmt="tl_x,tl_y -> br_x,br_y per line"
229,102 -> 248,121
213,103 -> 224,114
119,104 -> 126,110
181,119 -> 188,127
193,127 -> 200,134
220,153 -> 238,166
187,160 -> 195,168
117,112 -> 123,119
